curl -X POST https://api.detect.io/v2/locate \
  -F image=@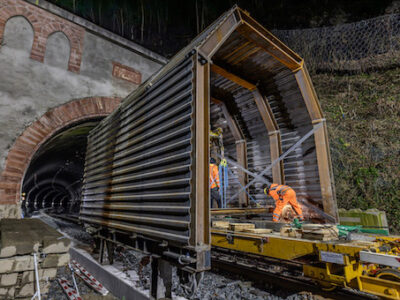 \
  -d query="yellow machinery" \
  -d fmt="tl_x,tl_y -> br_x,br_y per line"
211,226 -> 400,299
